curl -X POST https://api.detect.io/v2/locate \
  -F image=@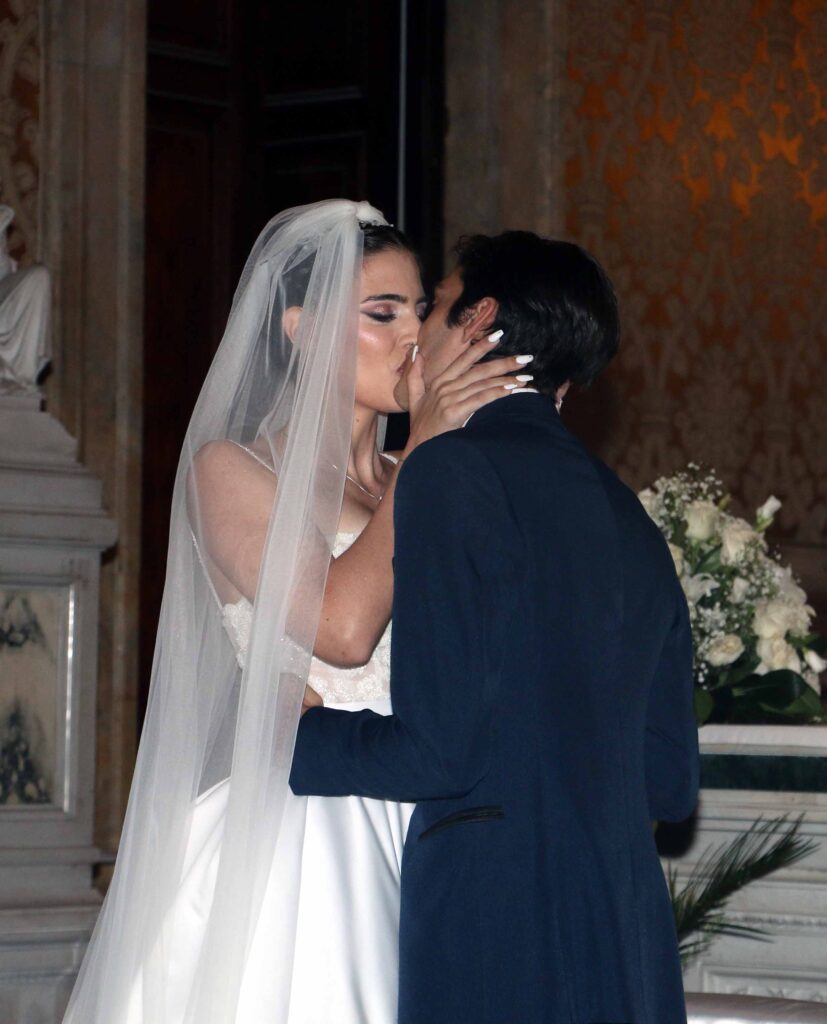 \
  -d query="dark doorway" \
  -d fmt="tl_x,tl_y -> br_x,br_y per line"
140,0 -> 445,722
